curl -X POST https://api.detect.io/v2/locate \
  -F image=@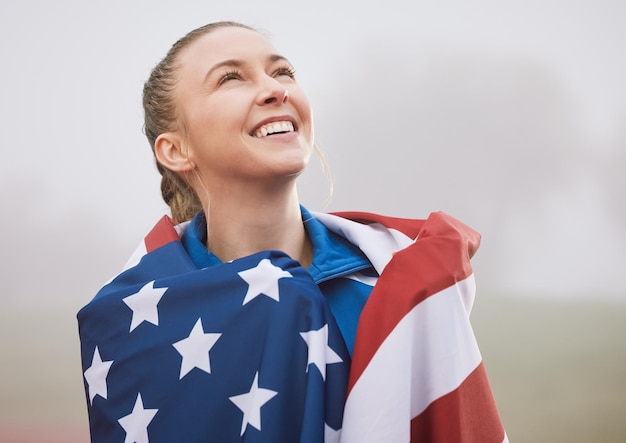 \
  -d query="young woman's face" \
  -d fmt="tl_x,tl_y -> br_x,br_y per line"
173,26 -> 314,188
